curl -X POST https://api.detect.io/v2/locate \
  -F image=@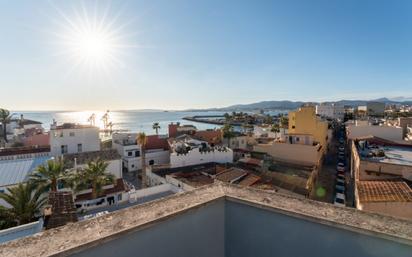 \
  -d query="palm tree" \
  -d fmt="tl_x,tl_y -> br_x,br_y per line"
0,206 -> 16,229
0,108 -> 13,143
152,122 -> 161,135
271,123 -> 280,133
223,113 -> 230,122
280,116 -> 289,129
222,123 -> 235,148
0,183 -> 46,226
72,159 -> 115,199
30,158 -> 69,193
136,132 -> 148,188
